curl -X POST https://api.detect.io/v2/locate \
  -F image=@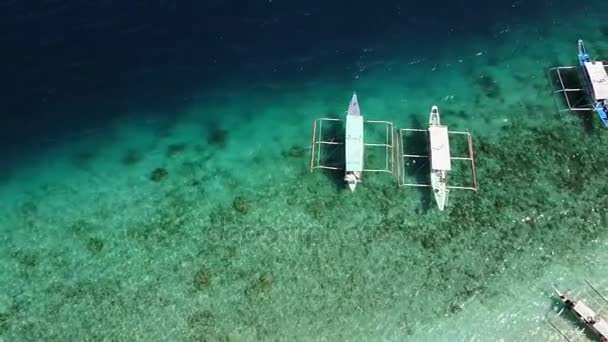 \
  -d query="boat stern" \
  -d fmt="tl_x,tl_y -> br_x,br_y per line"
594,102 -> 608,127
345,172 -> 360,192
431,171 -> 449,210
434,188 -> 449,211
